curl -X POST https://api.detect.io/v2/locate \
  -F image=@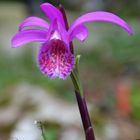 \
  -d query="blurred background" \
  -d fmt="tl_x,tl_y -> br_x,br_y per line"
0,0 -> 140,140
